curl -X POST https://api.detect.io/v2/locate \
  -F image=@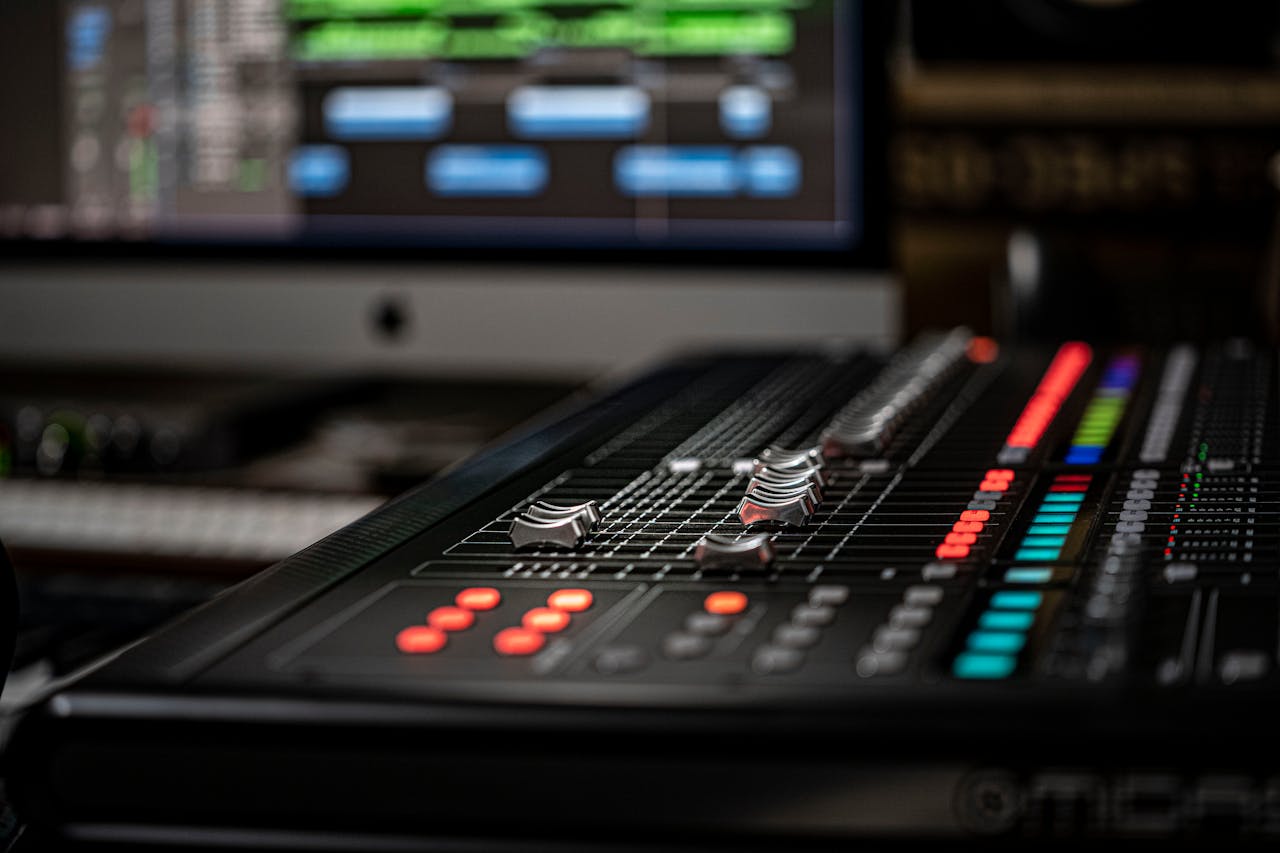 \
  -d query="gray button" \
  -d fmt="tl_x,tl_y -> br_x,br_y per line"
856,649 -> 908,677
889,604 -> 932,630
1133,469 -> 1160,479
967,500 -> 996,511
903,585 -> 943,607
997,446 -> 1029,466
752,644 -> 805,675
1116,521 -> 1146,533
594,645 -> 648,675
872,625 -> 920,653
808,584 -> 850,607
1219,650 -> 1270,684
1130,479 -> 1159,491
859,459 -> 891,474
773,624 -> 821,650
663,632 -> 712,660
1127,489 -> 1155,501
922,561 -> 958,581
1123,499 -> 1151,511
1207,458 -> 1235,473
1163,562 -> 1197,583
1119,510 -> 1149,522
685,612 -> 732,636
973,490 -> 1005,501
791,604 -> 836,627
